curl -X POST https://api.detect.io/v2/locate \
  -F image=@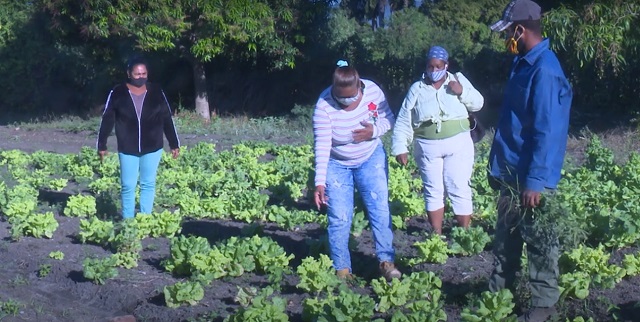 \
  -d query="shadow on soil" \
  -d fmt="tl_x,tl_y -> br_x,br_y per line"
38,189 -> 71,204
68,270 -> 86,283
441,279 -> 488,307
181,220 -> 243,244
143,257 -> 165,272
619,301 -> 640,321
